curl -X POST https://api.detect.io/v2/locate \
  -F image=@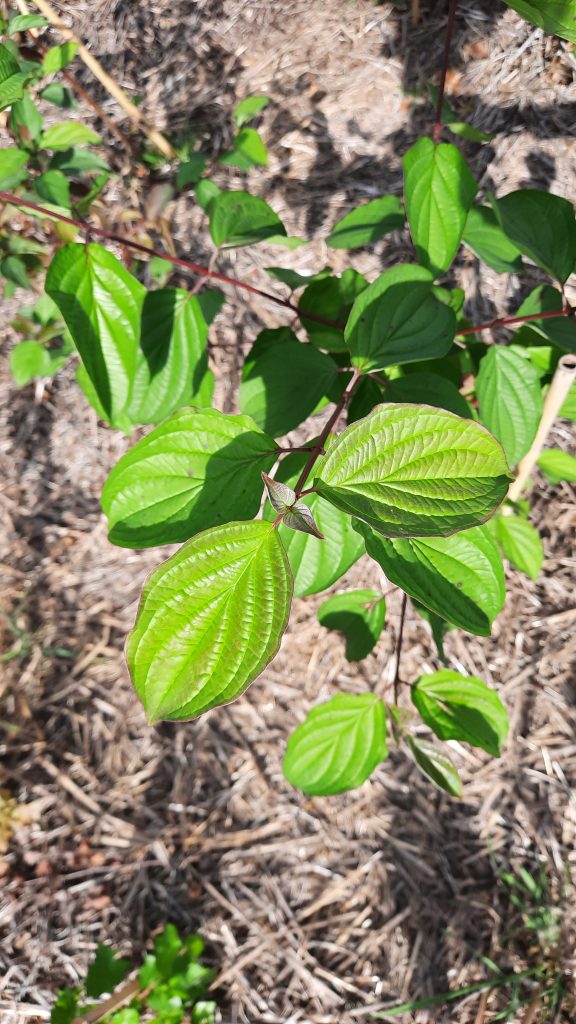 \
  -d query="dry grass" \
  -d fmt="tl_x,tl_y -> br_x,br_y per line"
1,1 -> 576,1022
